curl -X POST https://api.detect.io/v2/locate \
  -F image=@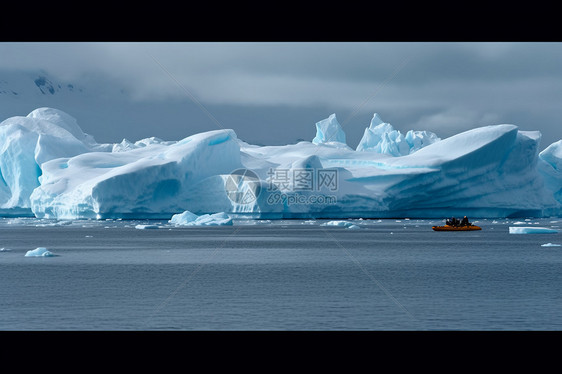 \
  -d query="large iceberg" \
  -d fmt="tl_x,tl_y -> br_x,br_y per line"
0,107 -> 560,220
